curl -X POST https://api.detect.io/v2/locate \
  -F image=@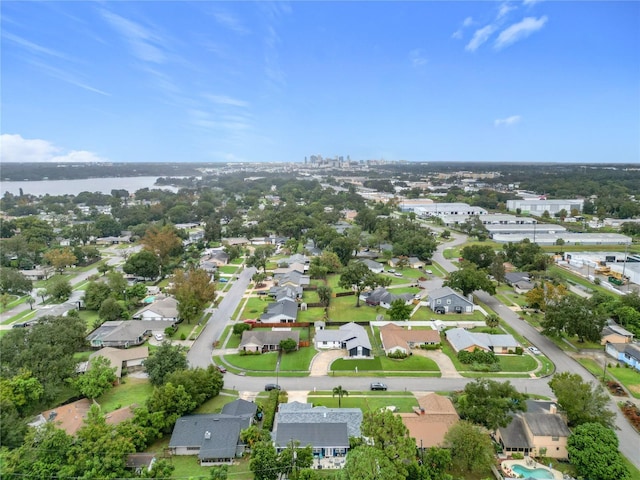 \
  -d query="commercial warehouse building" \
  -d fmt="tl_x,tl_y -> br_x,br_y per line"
506,199 -> 584,215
